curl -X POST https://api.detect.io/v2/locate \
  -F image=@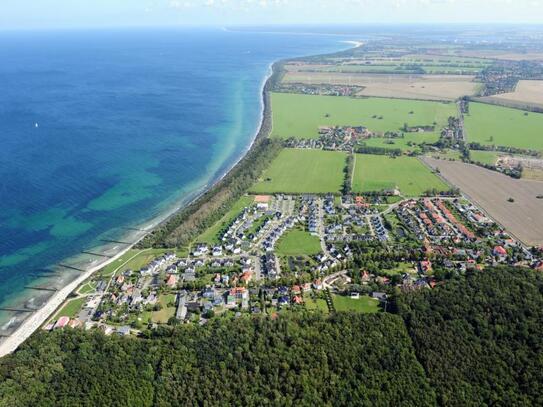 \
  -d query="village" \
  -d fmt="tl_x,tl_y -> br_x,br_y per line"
45,190 -> 543,335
